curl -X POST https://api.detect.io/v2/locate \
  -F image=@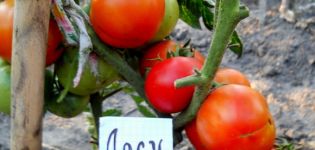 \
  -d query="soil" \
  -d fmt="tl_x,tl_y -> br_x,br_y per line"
1,0 -> 315,149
